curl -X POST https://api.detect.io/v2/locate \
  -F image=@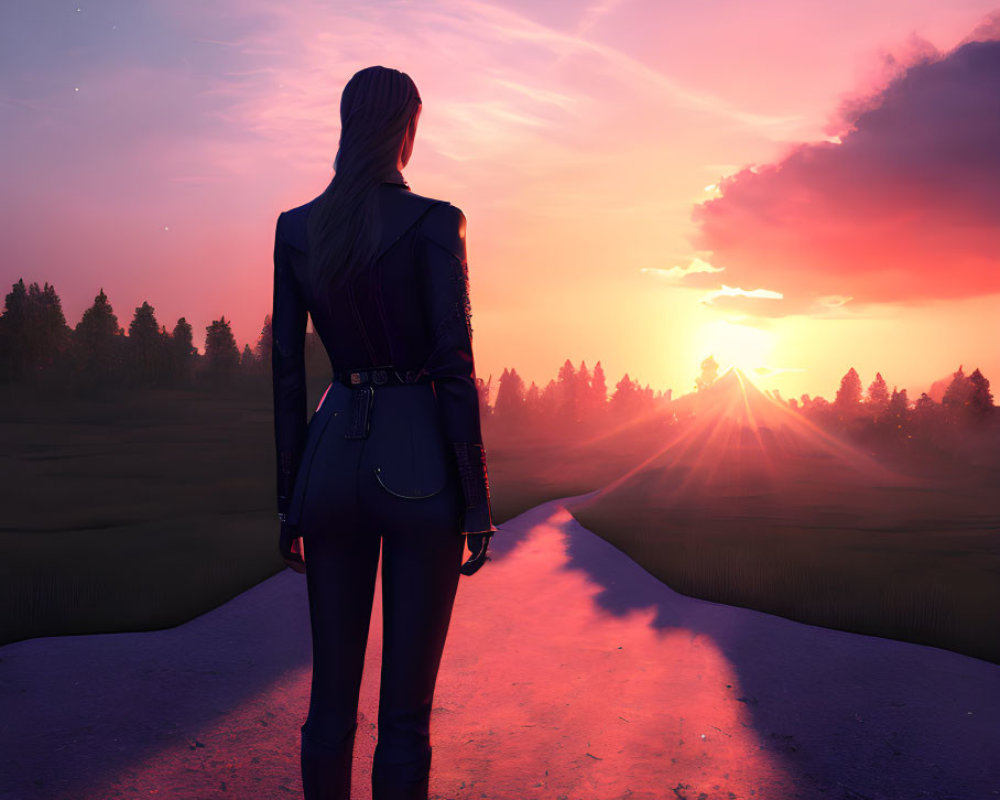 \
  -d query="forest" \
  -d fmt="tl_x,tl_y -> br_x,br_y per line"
2,278 -> 994,451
